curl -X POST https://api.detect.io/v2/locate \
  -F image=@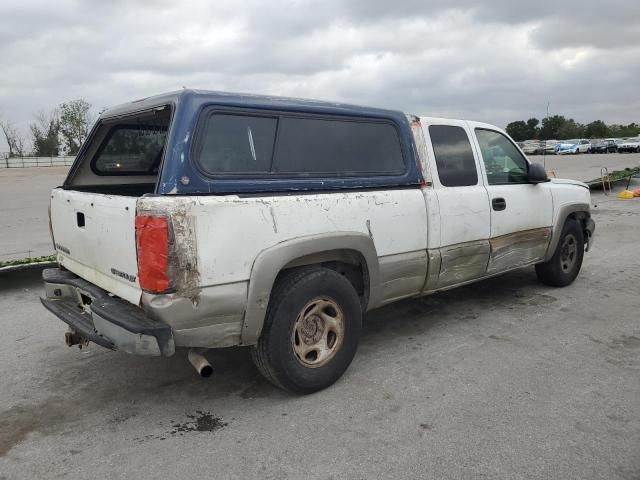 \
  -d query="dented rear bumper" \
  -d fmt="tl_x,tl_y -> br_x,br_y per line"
40,268 -> 175,356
